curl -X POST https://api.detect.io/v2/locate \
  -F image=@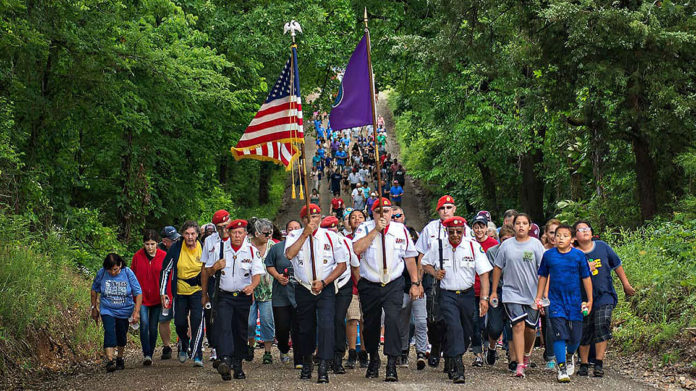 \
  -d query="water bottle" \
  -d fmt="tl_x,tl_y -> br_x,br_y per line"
490,297 -> 499,308
161,296 -> 170,317
205,302 -> 212,310
128,316 -> 140,330
581,302 -> 589,317
540,297 -> 550,307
